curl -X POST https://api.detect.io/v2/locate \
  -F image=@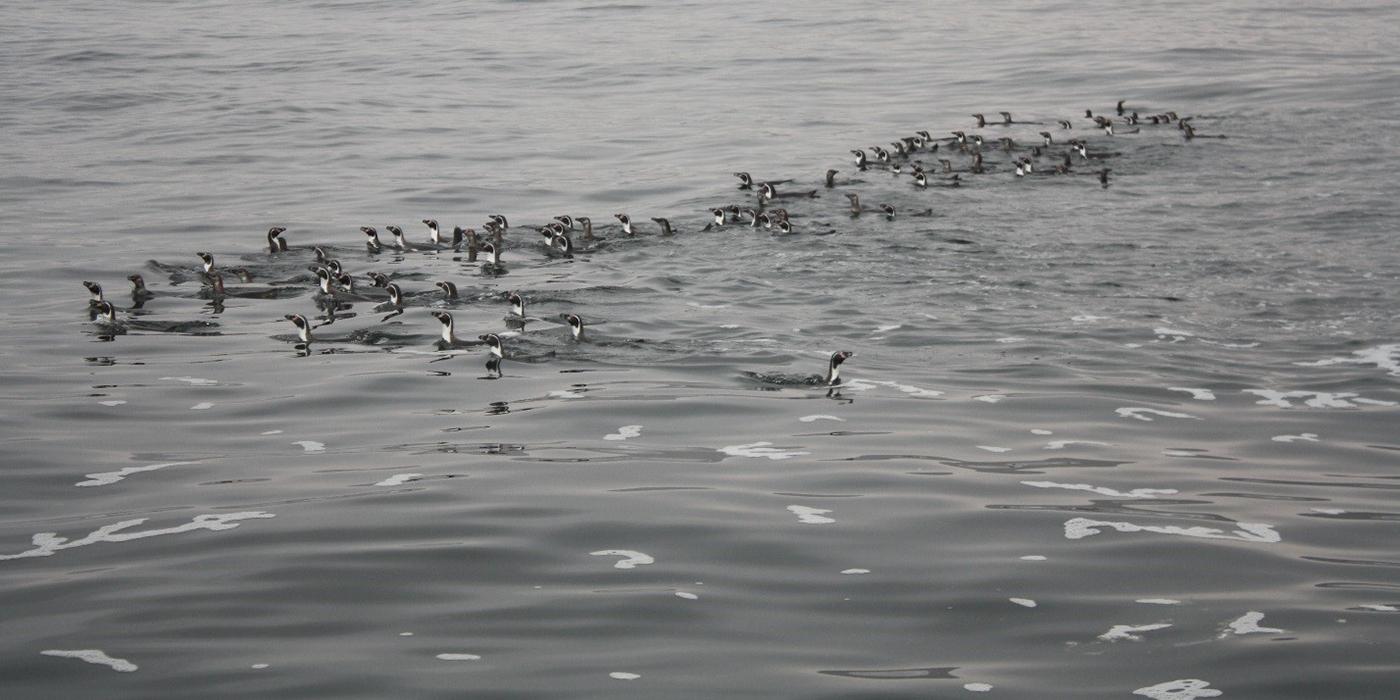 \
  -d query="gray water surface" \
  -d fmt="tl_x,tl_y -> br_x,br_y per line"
3,1 -> 1400,697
